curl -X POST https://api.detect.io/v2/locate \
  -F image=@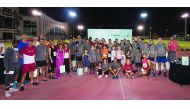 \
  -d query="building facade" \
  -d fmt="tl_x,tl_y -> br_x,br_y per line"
0,7 -> 69,40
